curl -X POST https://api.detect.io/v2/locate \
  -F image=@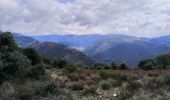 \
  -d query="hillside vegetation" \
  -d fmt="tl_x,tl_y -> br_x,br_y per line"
1,31 -> 170,100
